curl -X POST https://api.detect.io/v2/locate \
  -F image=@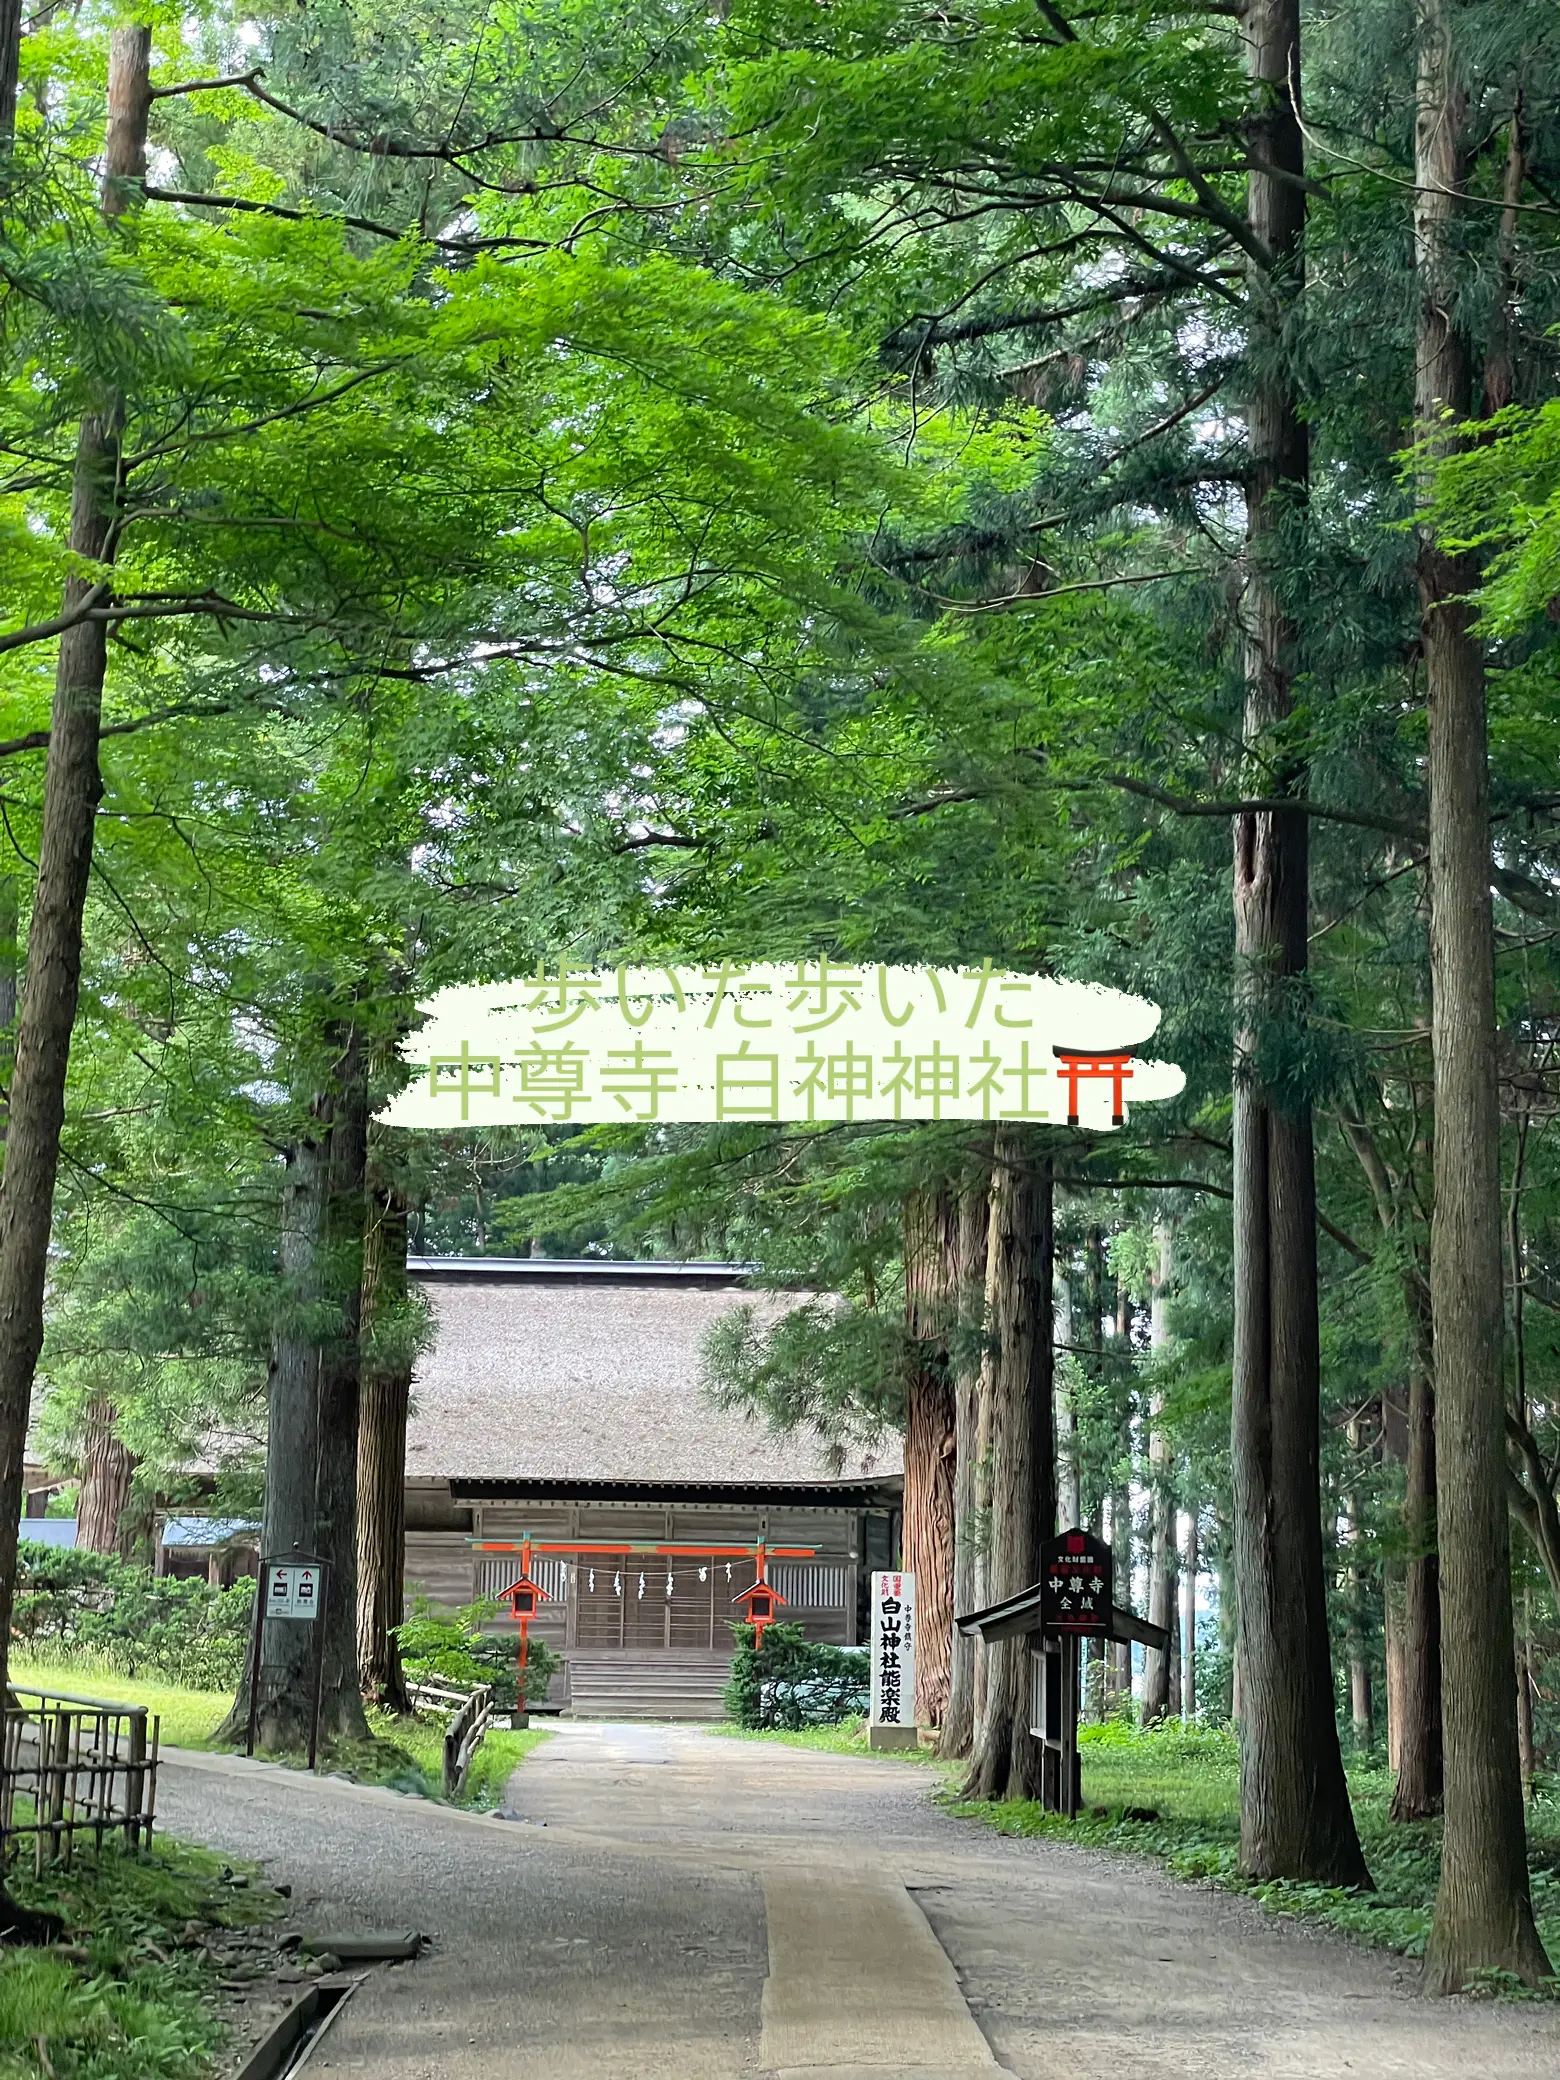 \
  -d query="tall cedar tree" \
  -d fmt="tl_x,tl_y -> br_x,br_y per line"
941,1180 -> 990,1759
358,1171 -> 414,1711
964,1132 -> 1053,1801
1415,0 -> 1551,1989
0,29 -> 152,1877
903,1189 -> 958,1728
1228,0 -> 1369,1888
